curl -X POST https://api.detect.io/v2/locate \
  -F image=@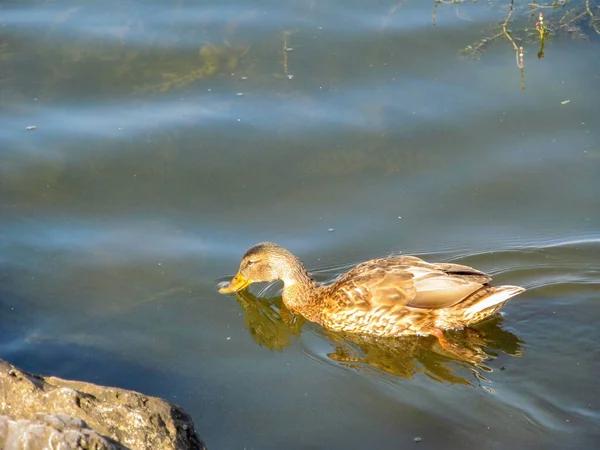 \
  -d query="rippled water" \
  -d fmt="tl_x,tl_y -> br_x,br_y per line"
2,0 -> 600,448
